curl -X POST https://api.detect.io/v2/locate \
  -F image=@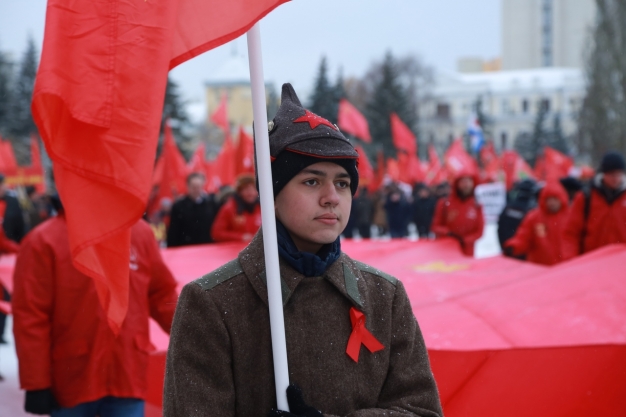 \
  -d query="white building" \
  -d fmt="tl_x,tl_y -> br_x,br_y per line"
502,0 -> 596,70
420,67 -> 586,151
